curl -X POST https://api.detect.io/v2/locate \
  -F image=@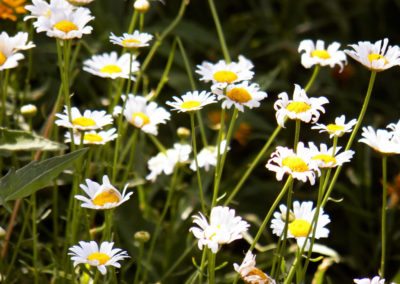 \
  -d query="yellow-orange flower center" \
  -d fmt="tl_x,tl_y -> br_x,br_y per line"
72,117 -> 96,127
213,70 -> 238,83
286,101 -> 311,114
0,51 -> 6,66
121,38 -> 141,46
312,154 -> 337,165
326,124 -> 344,133
368,53 -> 387,64
246,267 -> 270,281
93,188 -> 121,206
100,64 -> 122,74
131,112 -> 150,127
311,49 -> 331,59
87,252 -> 111,265
282,156 -> 309,172
53,20 -> 78,33
288,219 -> 311,237
84,133 -> 103,143
226,87 -> 252,103
180,100 -> 201,110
